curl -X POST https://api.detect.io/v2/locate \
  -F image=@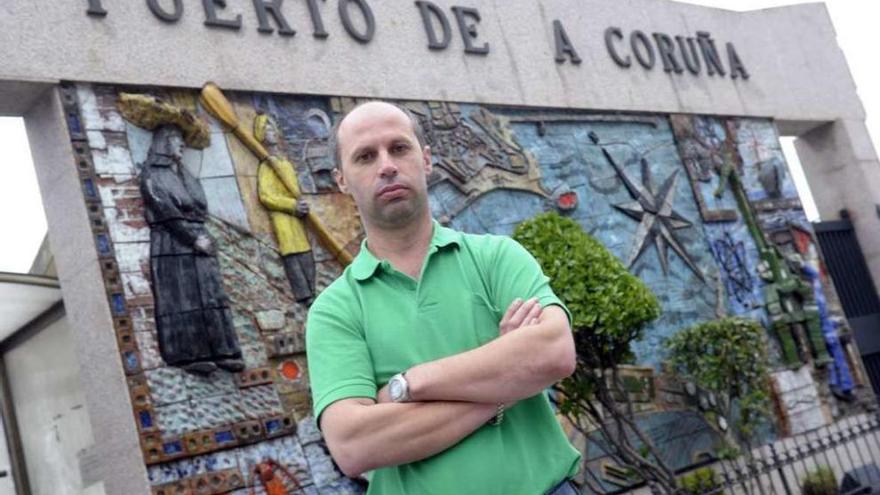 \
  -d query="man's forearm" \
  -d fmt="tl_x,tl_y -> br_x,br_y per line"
406,305 -> 575,404
321,398 -> 496,477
